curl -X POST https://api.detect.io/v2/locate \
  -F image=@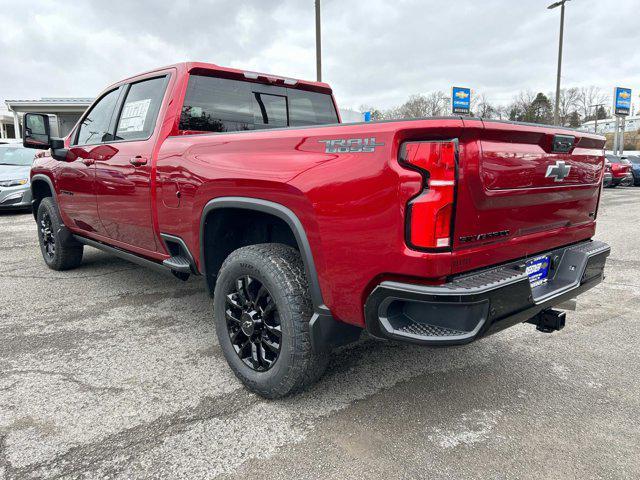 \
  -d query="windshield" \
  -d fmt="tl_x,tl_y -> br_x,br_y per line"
0,147 -> 35,166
